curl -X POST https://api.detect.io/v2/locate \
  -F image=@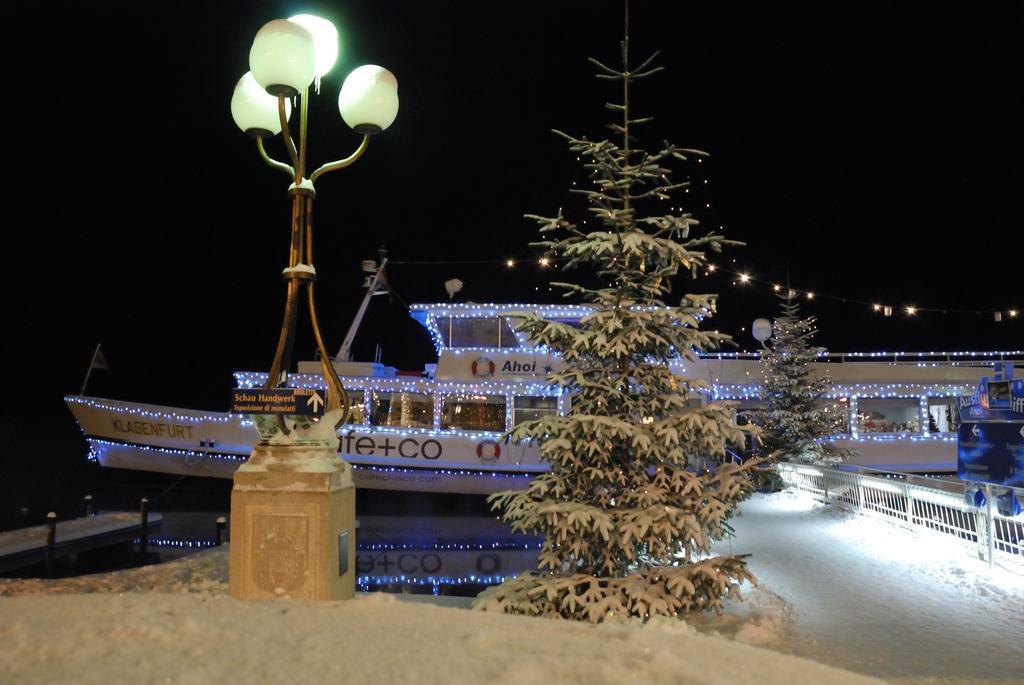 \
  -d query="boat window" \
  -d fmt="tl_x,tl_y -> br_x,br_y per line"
441,394 -> 506,432
434,316 -> 520,348
368,391 -> 434,428
927,397 -> 957,432
512,396 -> 558,426
816,399 -> 850,434
346,390 -> 366,424
856,398 -> 920,434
